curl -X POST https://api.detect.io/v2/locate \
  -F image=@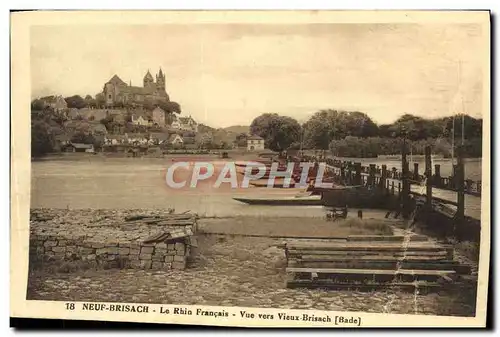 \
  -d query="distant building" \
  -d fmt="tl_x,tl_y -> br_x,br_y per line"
149,132 -> 170,145
105,134 -> 127,145
101,68 -> 169,106
151,107 -> 166,126
67,108 -> 81,120
63,143 -> 94,153
169,134 -> 184,146
124,133 -> 150,145
40,95 -> 67,112
131,112 -> 152,126
247,135 -> 265,151
178,116 -> 198,133
170,120 -> 181,129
